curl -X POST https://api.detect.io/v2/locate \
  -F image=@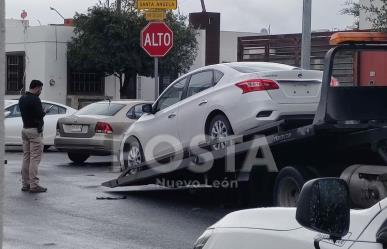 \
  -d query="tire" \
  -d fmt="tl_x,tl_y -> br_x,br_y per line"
122,137 -> 144,172
273,166 -> 316,207
43,145 -> 51,152
206,114 -> 234,151
68,152 -> 90,164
